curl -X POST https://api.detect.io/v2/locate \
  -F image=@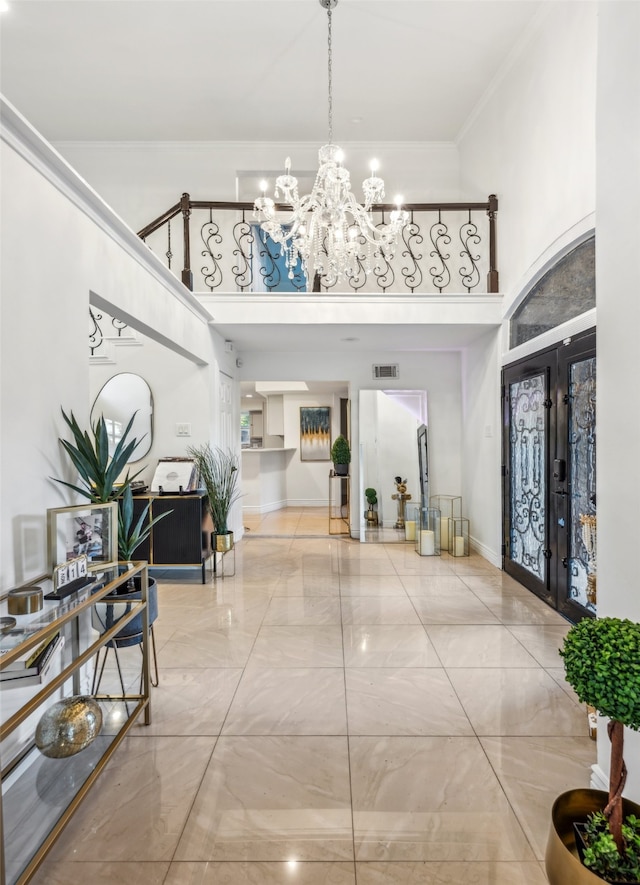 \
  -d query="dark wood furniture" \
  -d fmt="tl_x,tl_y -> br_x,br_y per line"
132,492 -> 213,583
